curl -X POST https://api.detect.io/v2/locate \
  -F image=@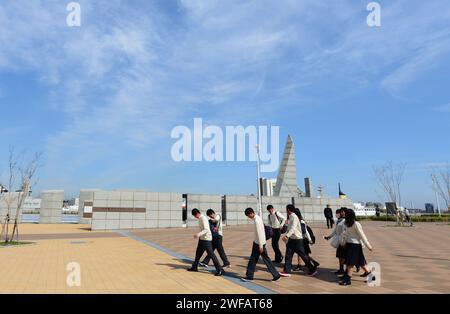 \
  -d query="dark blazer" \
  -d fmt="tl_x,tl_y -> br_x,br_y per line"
323,207 -> 333,218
